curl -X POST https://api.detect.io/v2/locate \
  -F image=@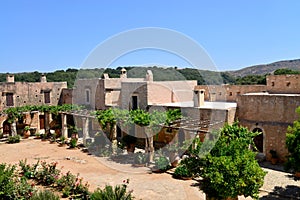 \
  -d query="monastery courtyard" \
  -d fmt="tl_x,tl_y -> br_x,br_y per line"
0,138 -> 299,200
